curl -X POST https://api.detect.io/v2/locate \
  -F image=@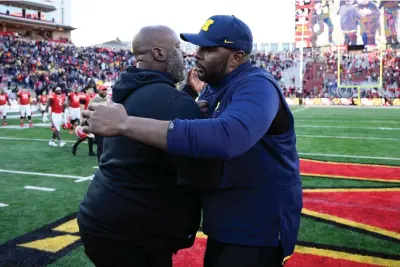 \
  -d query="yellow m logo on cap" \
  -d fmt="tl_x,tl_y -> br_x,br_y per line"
201,19 -> 214,32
